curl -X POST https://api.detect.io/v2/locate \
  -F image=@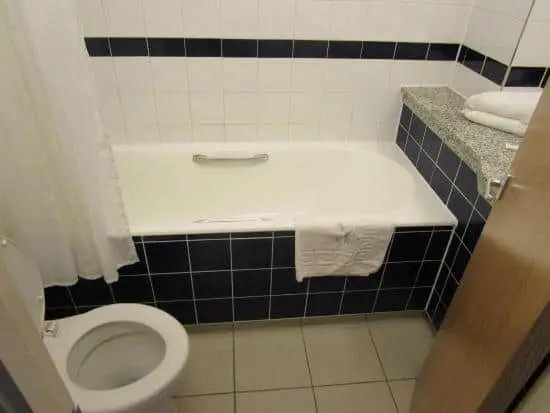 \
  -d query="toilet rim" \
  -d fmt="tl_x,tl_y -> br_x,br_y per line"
59,303 -> 189,412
